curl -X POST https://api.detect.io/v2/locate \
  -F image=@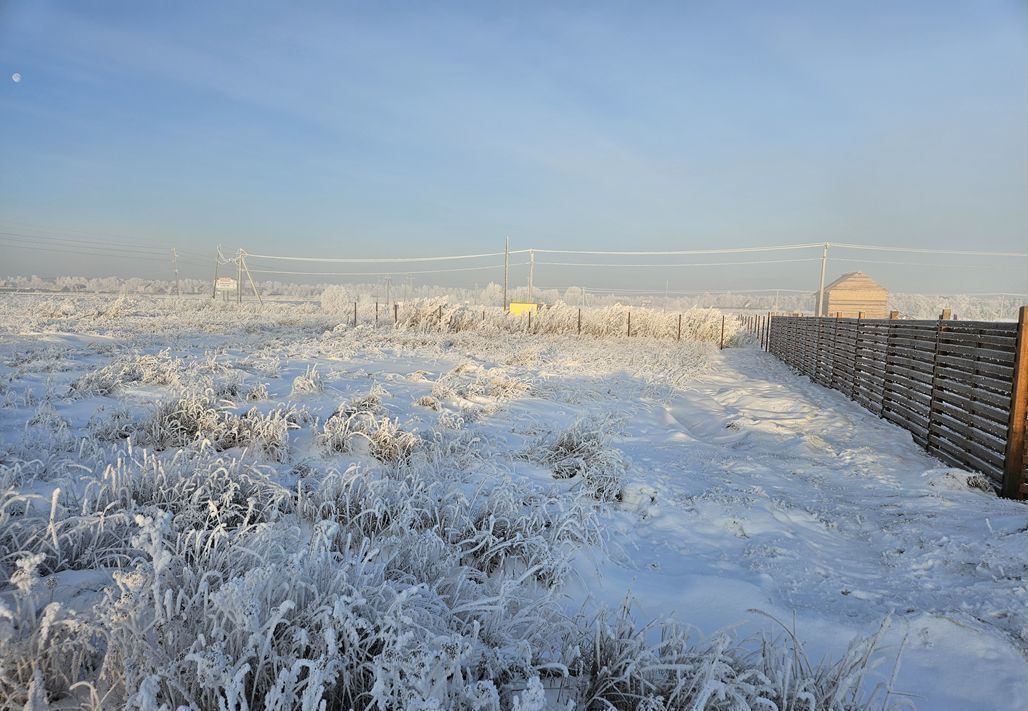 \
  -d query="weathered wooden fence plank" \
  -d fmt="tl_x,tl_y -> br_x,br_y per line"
767,312 -> 1026,499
